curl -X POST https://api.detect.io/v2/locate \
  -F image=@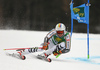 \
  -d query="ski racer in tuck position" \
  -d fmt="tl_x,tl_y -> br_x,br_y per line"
14,23 -> 71,61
